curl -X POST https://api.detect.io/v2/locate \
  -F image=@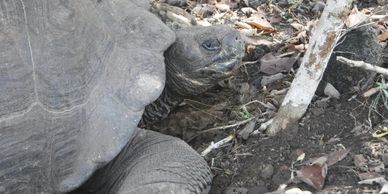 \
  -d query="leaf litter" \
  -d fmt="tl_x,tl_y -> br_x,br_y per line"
150,0 -> 388,193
